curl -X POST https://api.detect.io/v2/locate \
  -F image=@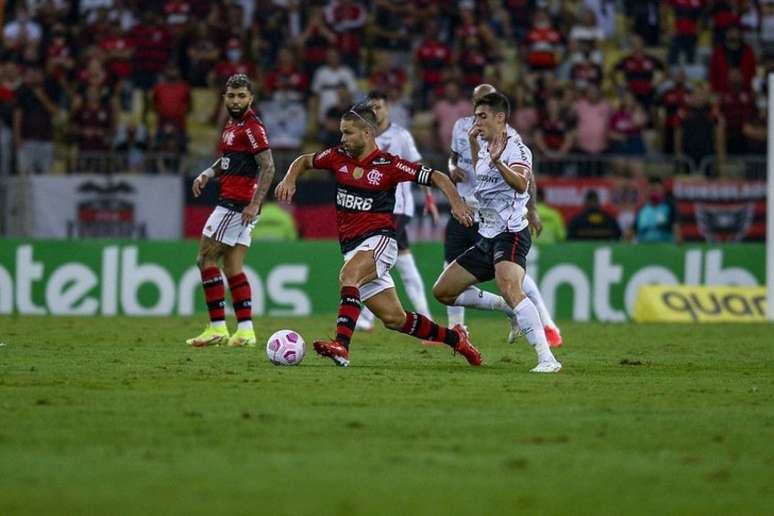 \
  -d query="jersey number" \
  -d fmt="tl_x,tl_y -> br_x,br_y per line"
221,157 -> 230,170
